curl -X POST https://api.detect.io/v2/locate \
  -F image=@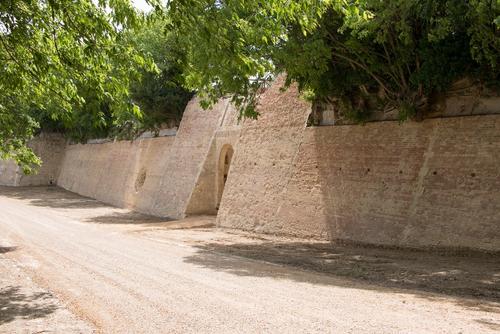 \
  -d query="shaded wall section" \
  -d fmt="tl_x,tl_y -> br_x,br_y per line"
0,133 -> 65,186
217,80 -> 500,252
0,160 -> 20,186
